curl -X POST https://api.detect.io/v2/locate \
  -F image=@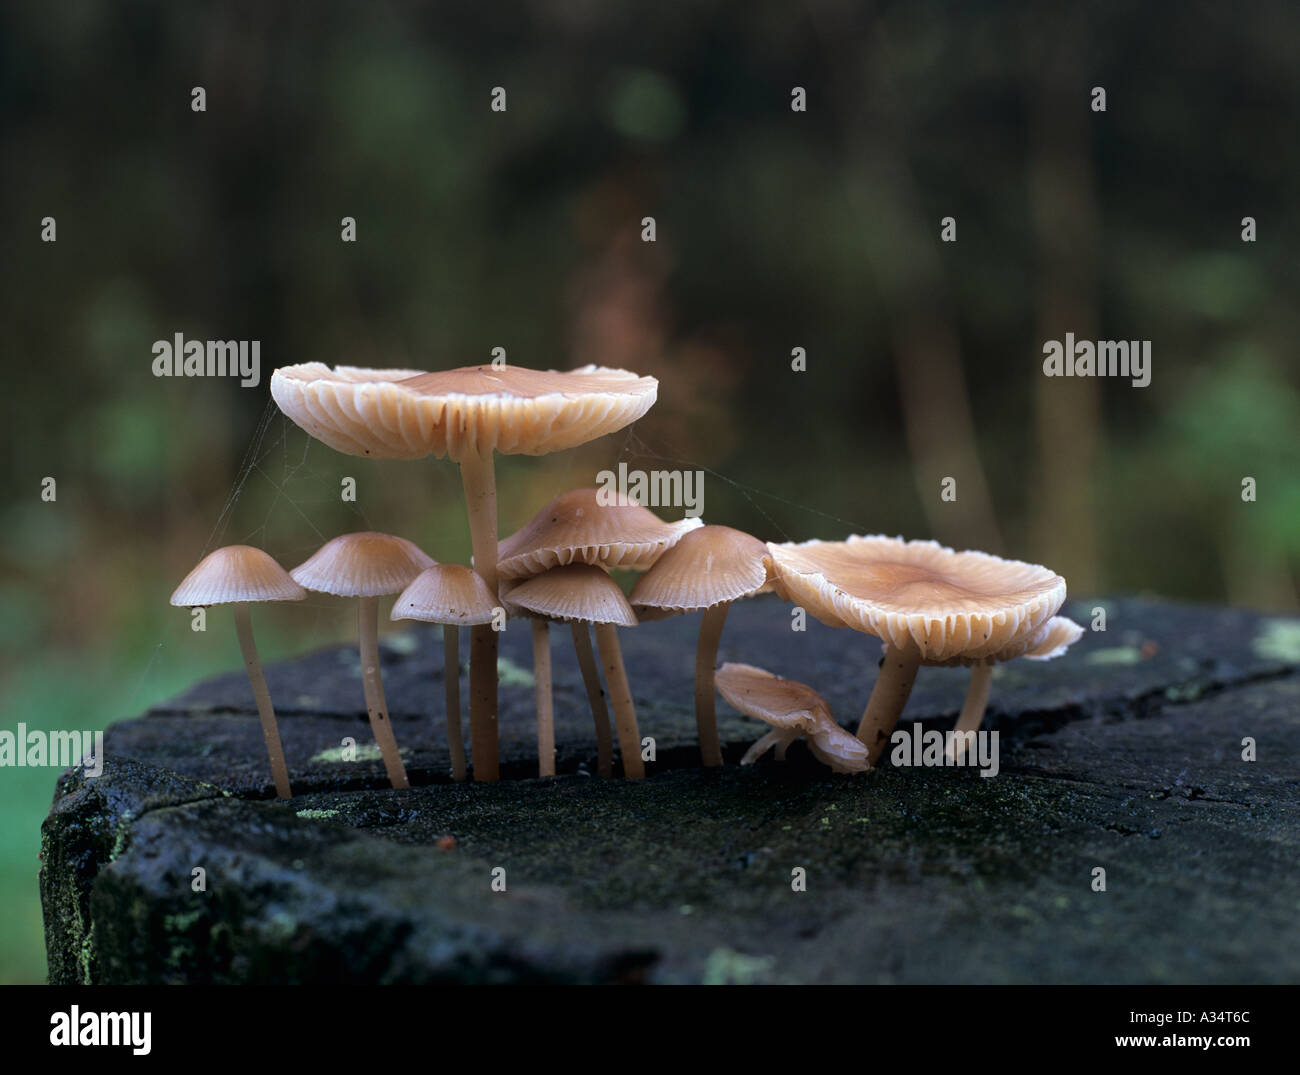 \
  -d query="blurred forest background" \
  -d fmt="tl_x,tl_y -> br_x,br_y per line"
2,1 -> 1298,982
